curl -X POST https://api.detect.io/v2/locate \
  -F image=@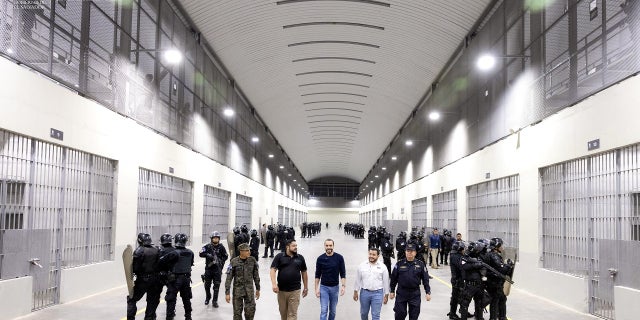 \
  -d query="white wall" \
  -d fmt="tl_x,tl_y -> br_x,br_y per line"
615,286 -> 640,320
361,73 -> 640,314
0,58 -> 306,318
308,208 -> 359,228
0,277 -> 32,320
